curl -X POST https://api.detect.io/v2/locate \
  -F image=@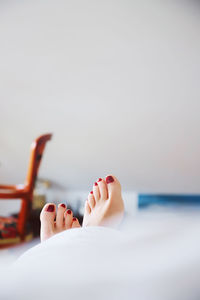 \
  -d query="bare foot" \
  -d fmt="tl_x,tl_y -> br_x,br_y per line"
83,175 -> 124,228
40,203 -> 80,242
